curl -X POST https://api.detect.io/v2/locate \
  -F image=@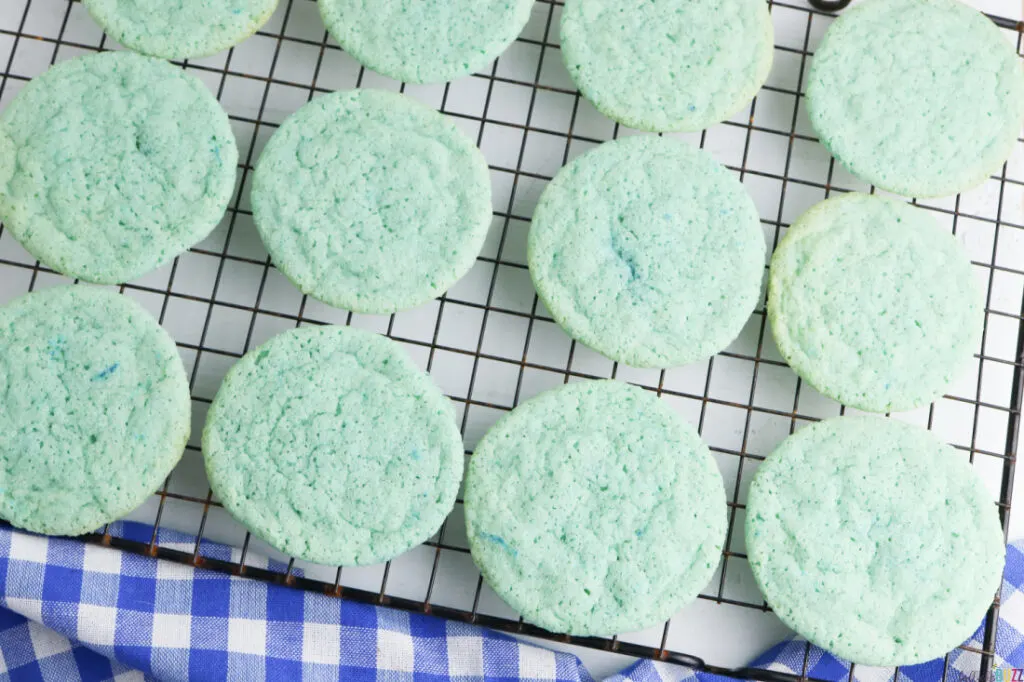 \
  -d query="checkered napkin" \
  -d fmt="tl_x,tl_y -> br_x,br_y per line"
0,522 -> 1018,682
